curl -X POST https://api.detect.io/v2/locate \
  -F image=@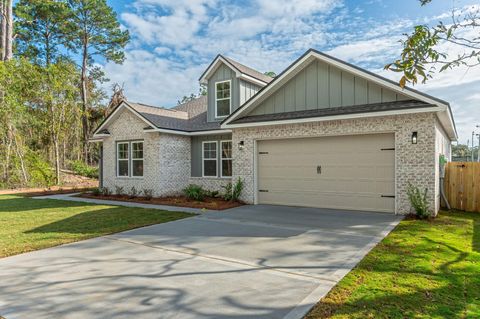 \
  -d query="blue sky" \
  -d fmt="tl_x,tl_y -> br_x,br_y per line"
103,0 -> 480,144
